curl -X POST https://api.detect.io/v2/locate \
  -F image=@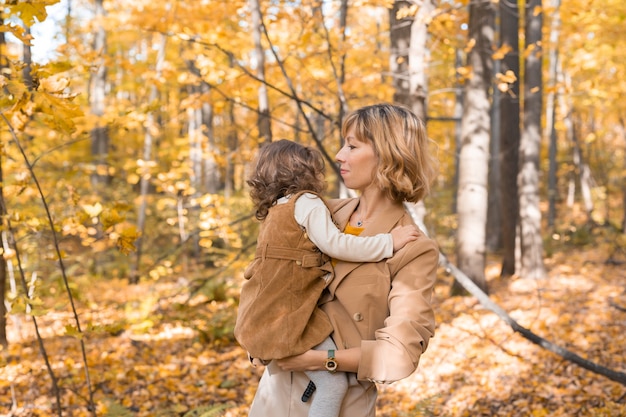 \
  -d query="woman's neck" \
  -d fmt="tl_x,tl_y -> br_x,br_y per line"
353,189 -> 398,226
